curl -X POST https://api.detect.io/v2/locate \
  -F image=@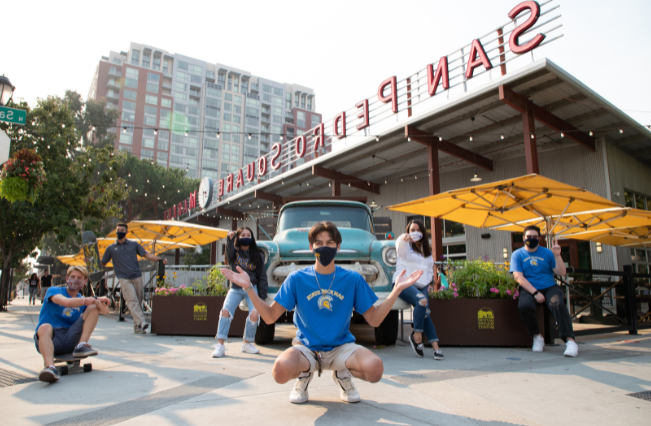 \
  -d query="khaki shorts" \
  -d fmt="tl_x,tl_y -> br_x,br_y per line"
291,338 -> 362,373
